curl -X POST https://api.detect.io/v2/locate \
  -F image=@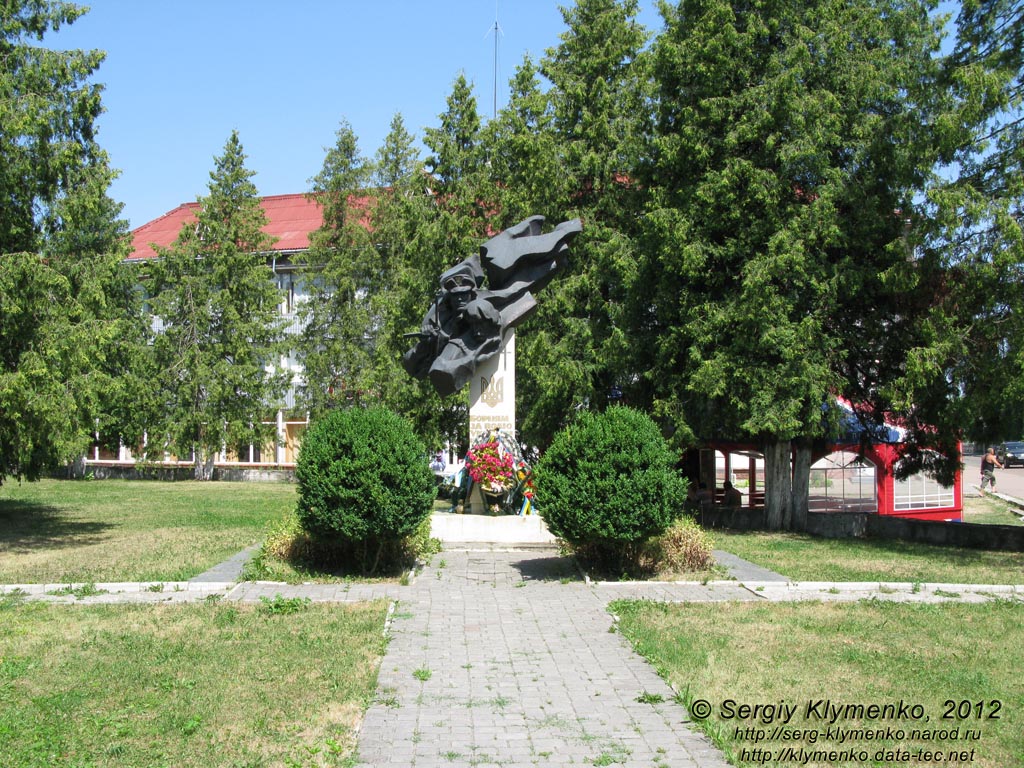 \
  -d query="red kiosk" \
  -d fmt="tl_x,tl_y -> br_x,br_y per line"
698,405 -> 963,522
